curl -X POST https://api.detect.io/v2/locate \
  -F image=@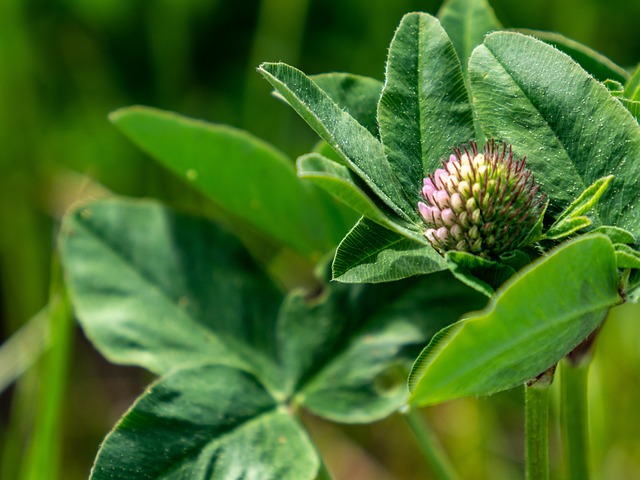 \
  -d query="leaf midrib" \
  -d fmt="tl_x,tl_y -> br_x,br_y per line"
72,215 -> 248,373
93,397 -> 280,479
424,289 -> 618,394
260,64 -> 413,224
334,226 -> 406,276
157,408 -> 284,479
479,41 -> 601,223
